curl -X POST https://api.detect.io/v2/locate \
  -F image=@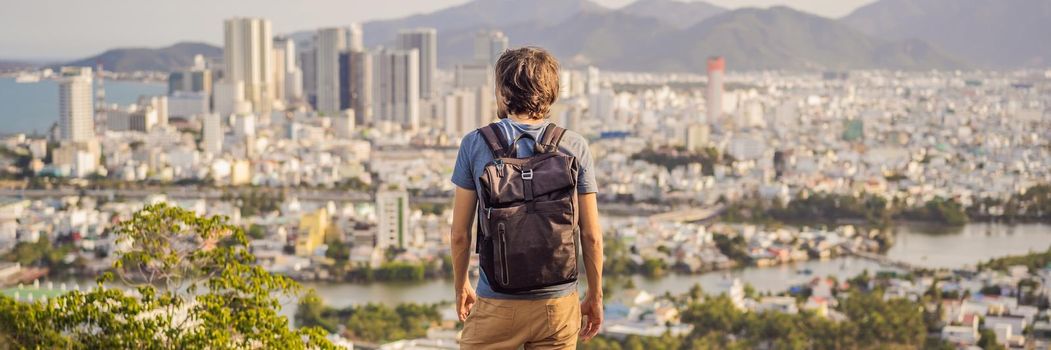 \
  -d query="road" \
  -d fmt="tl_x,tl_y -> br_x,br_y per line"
0,187 -> 451,204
